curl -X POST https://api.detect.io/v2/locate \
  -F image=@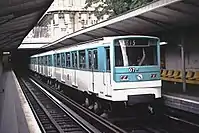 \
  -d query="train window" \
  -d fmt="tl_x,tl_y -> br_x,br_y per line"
40,57 -> 42,65
93,50 -> 98,70
54,54 -> 57,67
114,39 -> 158,66
61,53 -> 65,68
45,55 -> 48,66
88,50 -> 92,69
43,56 -> 45,65
42,57 -> 44,65
39,57 -> 41,65
43,56 -> 44,65
105,47 -> 110,71
88,49 -> 98,70
41,57 -> 43,65
57,54 -> 60,67
47,56 -> 49,66
79,50 -> 86,69
72,52 -> 77,68
47,55 -> 51,66
39,57 -> 41,64
66,52 -> 71,67
50,55 -> 52,66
